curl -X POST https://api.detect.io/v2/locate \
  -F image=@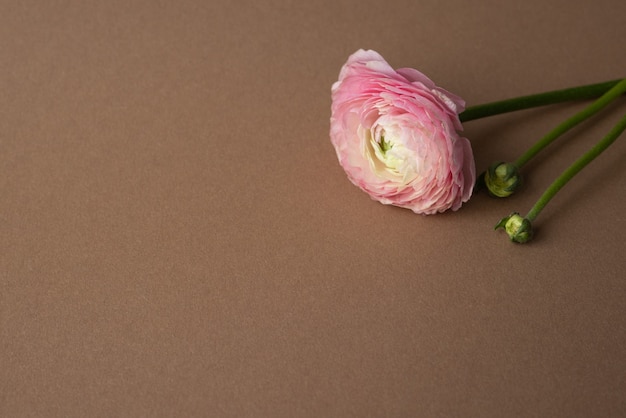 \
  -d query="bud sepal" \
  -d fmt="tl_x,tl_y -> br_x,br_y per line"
495,212 -> 534,243
484,162 -> 522,198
